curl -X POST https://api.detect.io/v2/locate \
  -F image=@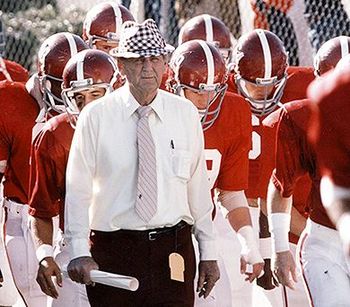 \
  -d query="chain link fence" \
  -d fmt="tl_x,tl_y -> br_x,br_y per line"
1,0 -> 350,72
